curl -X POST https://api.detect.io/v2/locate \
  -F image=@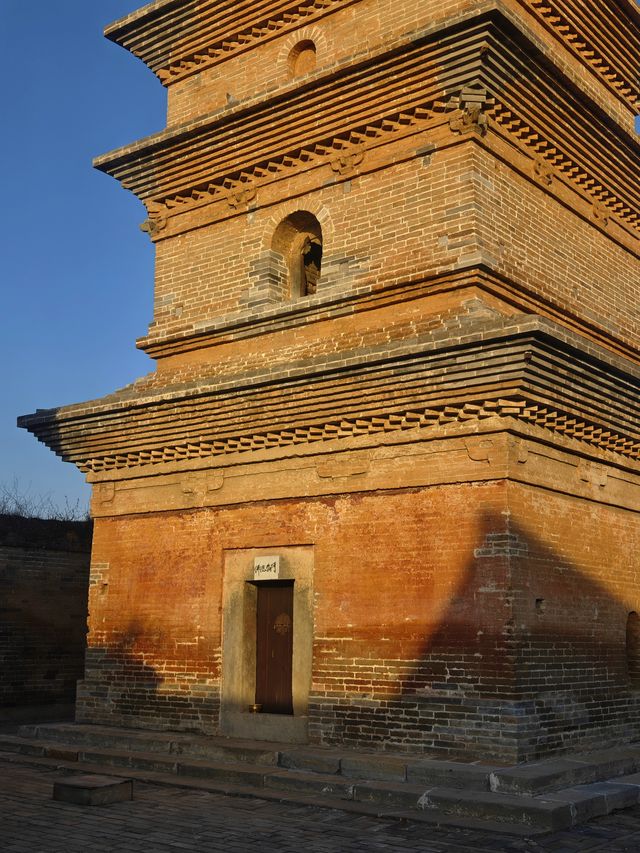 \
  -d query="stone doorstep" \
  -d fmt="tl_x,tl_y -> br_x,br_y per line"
21,723 -> 640,795
0,747 -> 539,835
20,723 -> 500,786
419,787 -> 575,832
